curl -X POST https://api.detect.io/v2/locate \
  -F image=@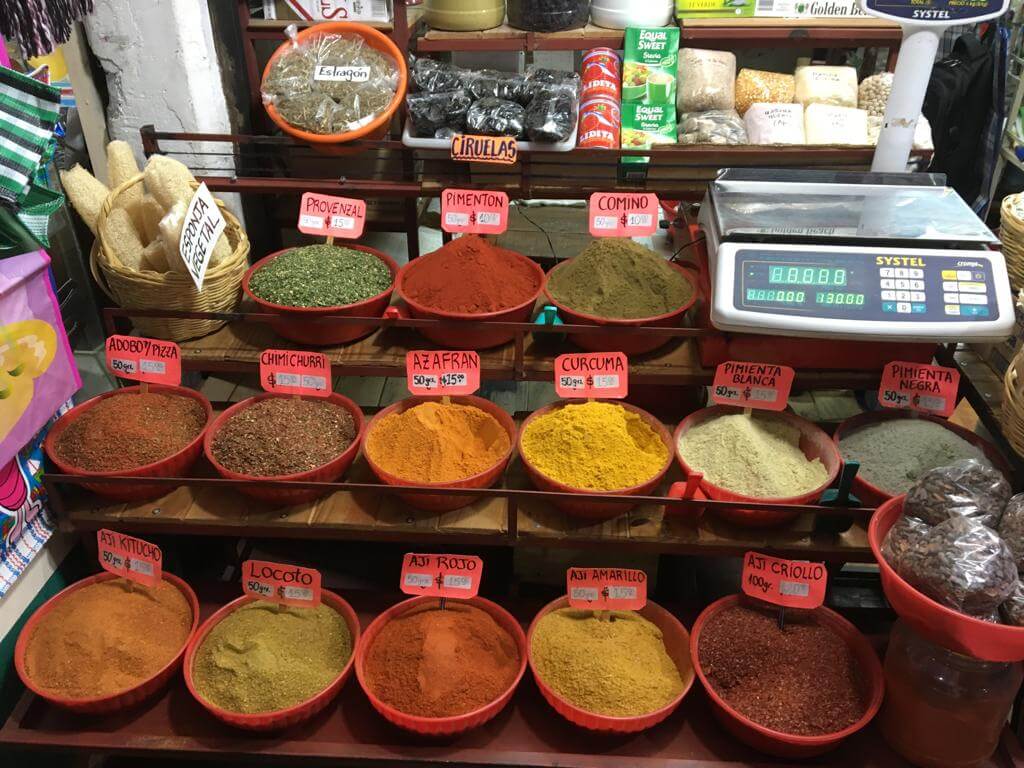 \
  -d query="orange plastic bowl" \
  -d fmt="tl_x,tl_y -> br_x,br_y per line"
15,571 -> 199,714
870,496 -> 1024,661
183,589 -> 361,731
518,400 -> 674,519
395,249 -> 544,350
261,22 -> 408,148
527,596 -> 695,733
204,392 -> 365,505
44,385 -> 213,502
363,395 -> 516,512
691,595 -> 884,758
674,406 -> 841,527
243,245 -> 398,346
833,410 -> 1010,509
542,259 -> 697,355
355,595 -> 528,736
